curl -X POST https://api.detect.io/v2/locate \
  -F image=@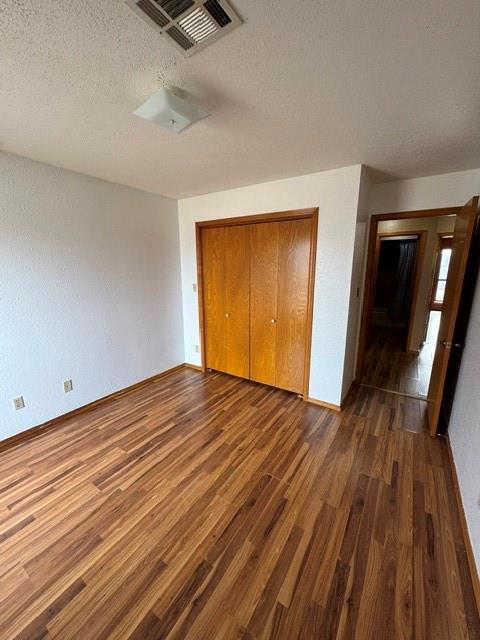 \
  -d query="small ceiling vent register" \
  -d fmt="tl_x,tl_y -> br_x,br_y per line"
126,0 -> 242,56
